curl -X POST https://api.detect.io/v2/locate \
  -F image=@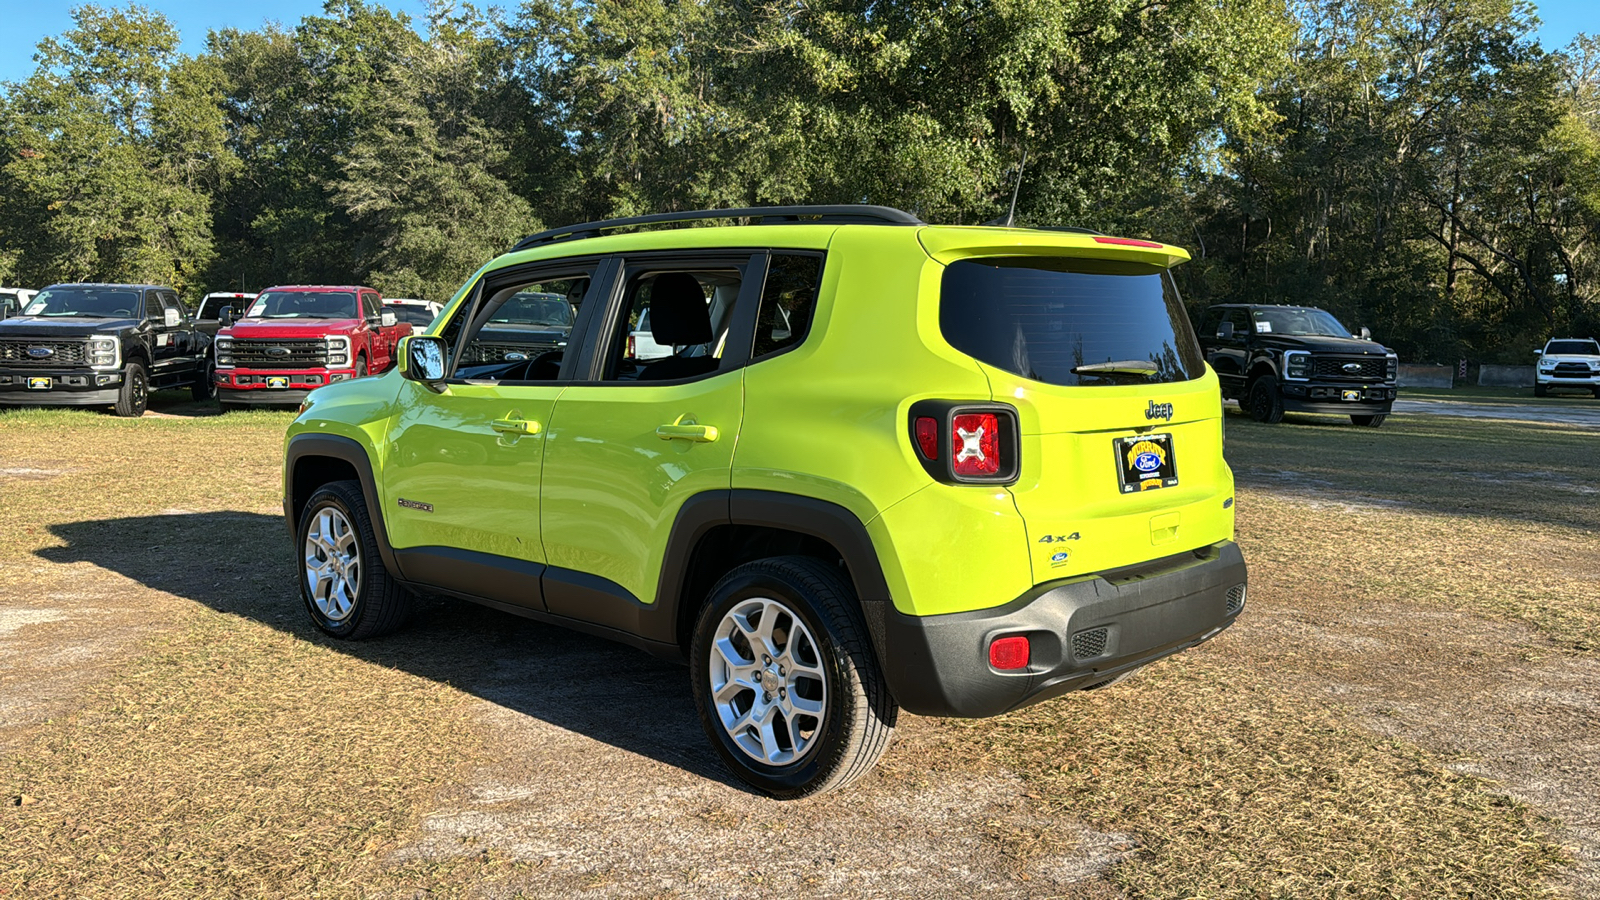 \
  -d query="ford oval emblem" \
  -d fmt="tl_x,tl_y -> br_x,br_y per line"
1134,451 -> 1162,472
26,346 -> 53,358
1342,362 -> 1363,374
266,346 -> 291,357
505,352 -> 528,361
